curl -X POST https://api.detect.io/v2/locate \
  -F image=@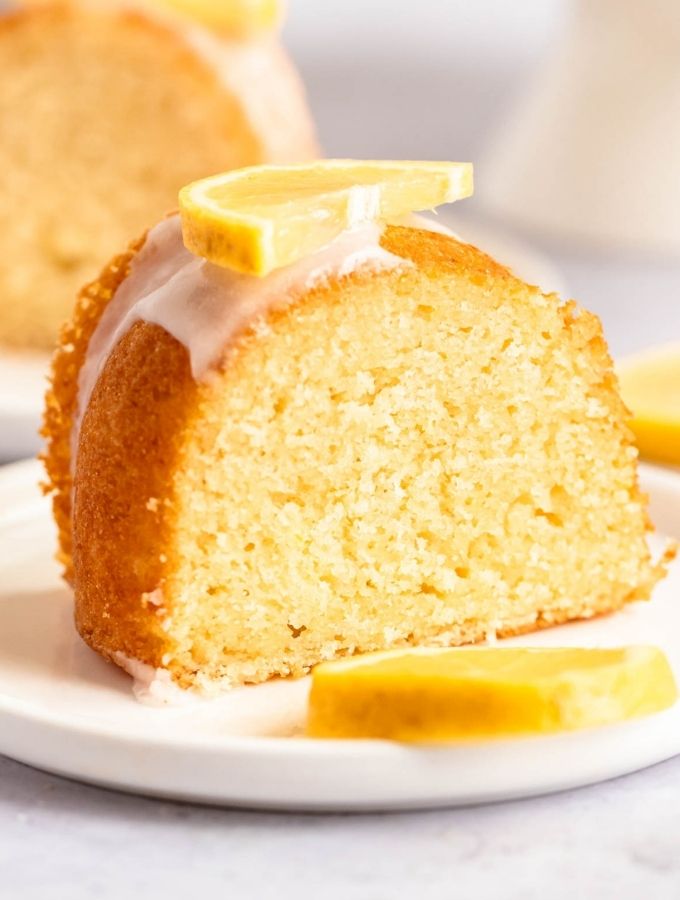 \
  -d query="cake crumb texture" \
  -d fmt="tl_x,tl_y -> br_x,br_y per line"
43,226 -> 667,691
